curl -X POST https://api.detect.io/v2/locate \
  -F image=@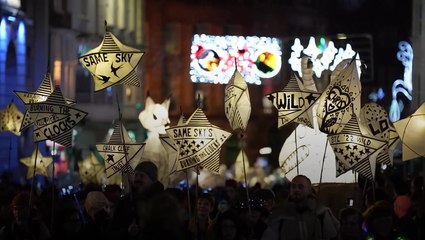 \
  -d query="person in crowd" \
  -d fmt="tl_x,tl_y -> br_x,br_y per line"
187,192 -> 215,240
261,175 -> 339,240
410,176 -> 424,218
363,200 -> 405,240
110,160 -> 164,239
237,197 -> 268,240
140,192 -> 187,240
212,210 -> 247,240
53,204 -> 83,240
337,207 -> 366,240
0,191 -> 51,240
81,191 -> 112,239
393,195 -> 419,240
225,179 -> 240,209
252,188 -> 276,216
